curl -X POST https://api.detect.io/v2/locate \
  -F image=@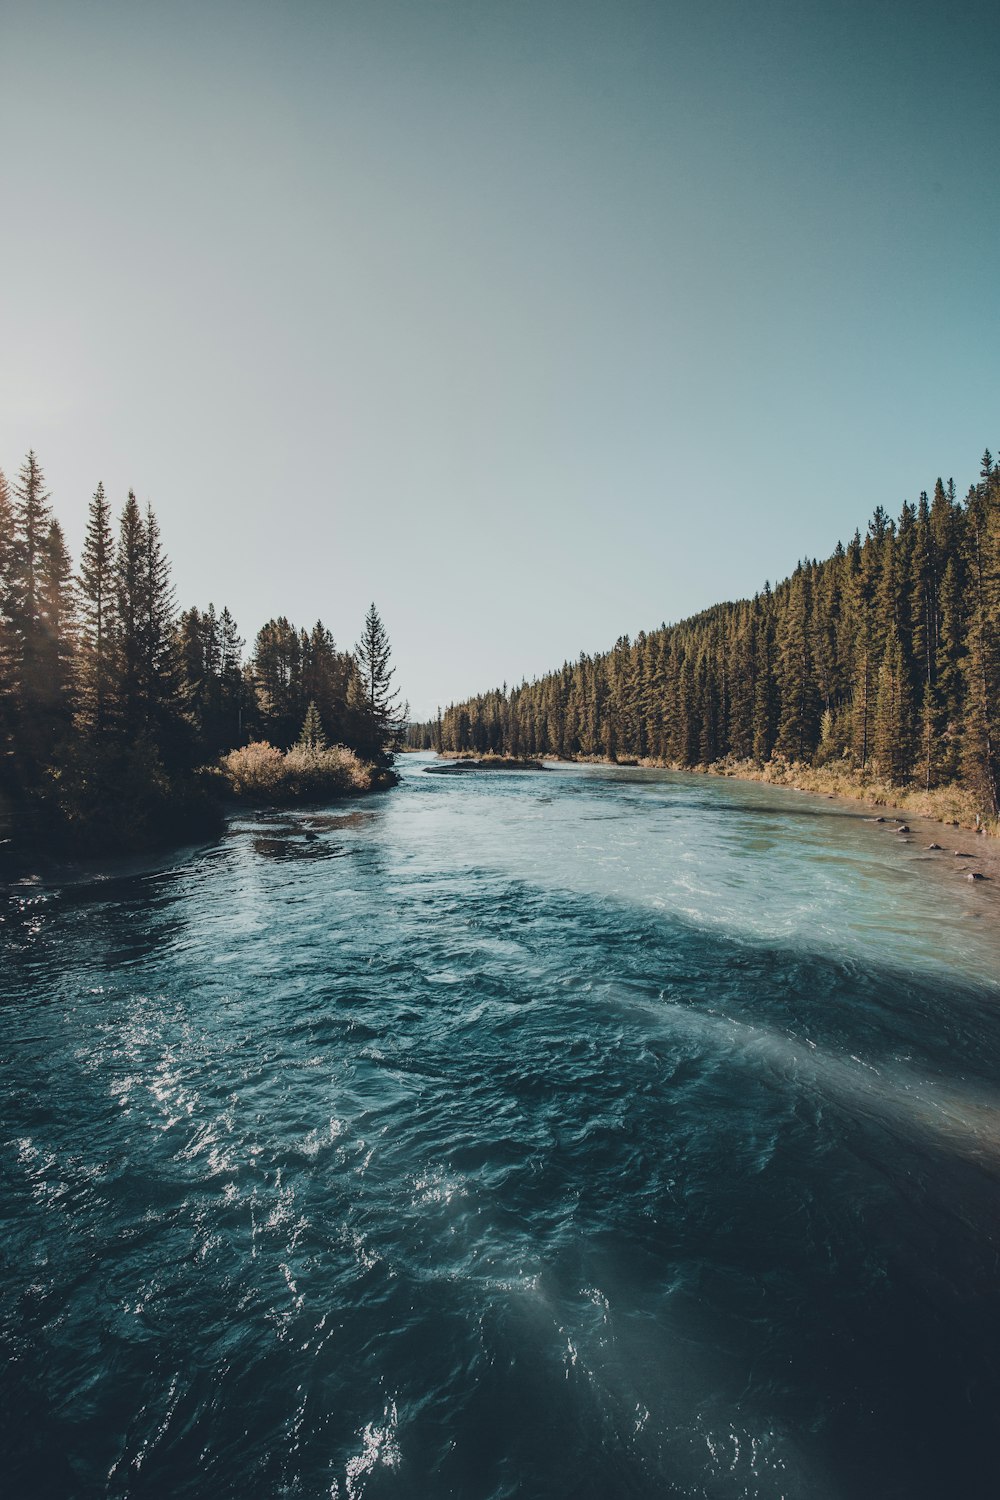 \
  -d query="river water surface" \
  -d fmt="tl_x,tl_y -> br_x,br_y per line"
3,756 -> 1000,1499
